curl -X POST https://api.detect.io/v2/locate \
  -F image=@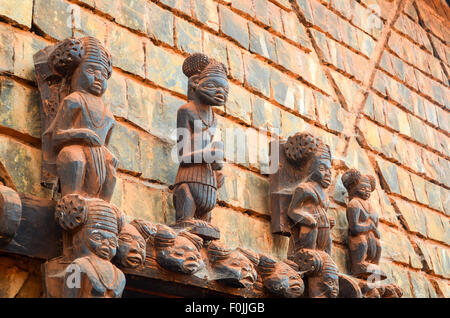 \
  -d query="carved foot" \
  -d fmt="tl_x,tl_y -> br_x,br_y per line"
171,218 -> 220,241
